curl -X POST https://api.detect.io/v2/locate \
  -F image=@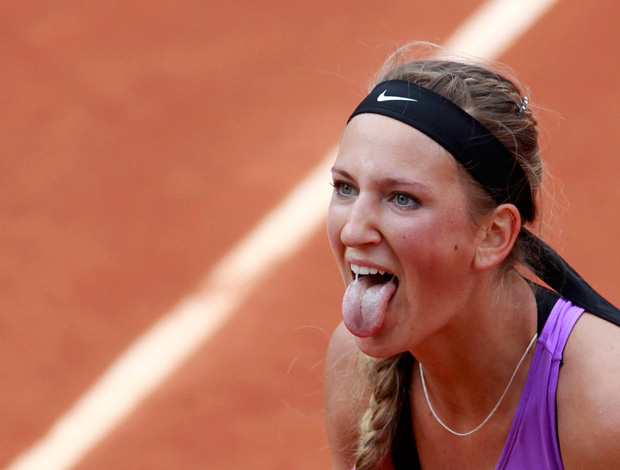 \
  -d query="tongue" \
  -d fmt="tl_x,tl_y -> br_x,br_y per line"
342,276 -> 397,337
